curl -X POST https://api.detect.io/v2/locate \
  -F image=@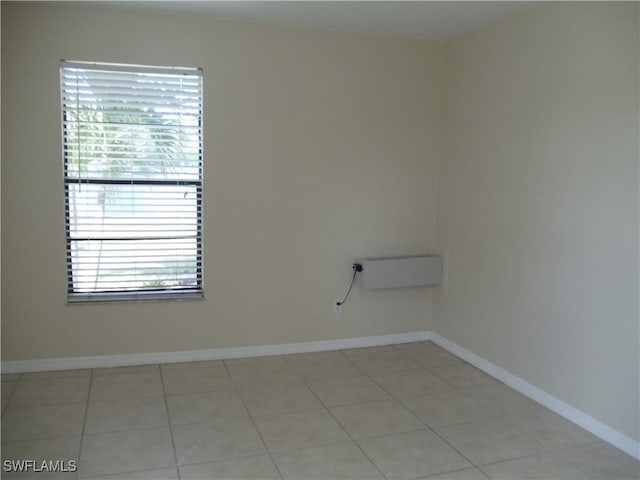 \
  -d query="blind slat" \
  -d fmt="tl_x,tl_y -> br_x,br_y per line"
62,61 -> 203,298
